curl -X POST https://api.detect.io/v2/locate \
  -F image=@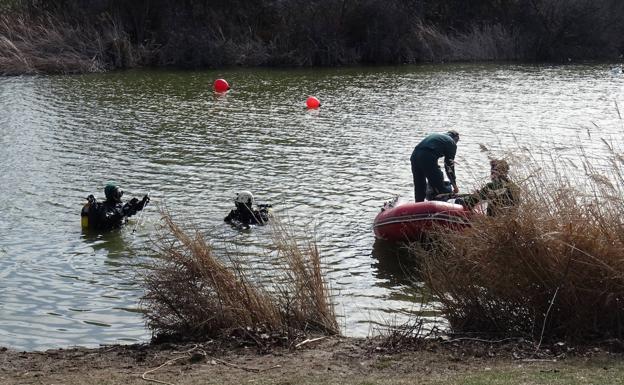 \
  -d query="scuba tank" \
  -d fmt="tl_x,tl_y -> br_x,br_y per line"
81,195 -> 96,228
81,203 -> 90,228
